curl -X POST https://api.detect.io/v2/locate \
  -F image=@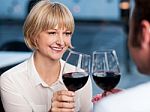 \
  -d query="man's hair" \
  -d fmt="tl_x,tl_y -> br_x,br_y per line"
131,0 -> 150,47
